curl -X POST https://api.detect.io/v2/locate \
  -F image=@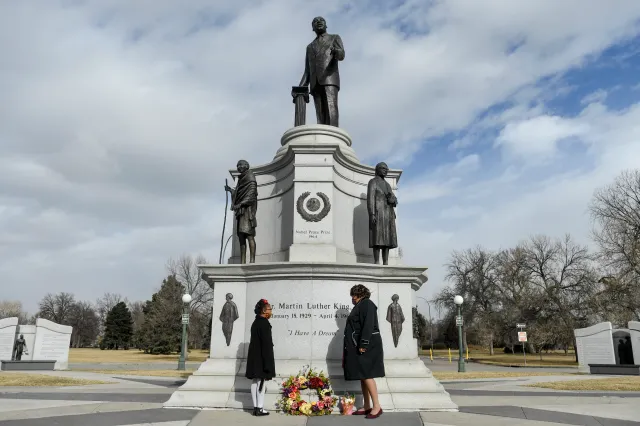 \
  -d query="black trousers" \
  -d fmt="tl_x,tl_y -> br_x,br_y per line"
312,85 -> 339,127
